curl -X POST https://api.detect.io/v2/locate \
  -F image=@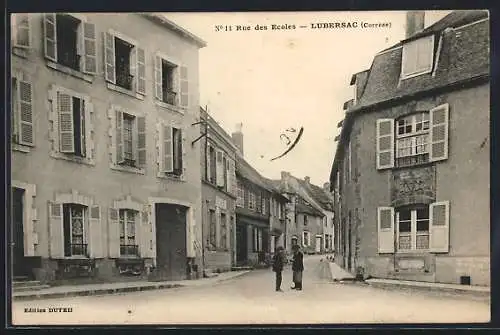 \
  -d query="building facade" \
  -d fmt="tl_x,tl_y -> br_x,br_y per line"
330,11 -> 490,286
10,13 -> 206,284
199,107 -> 237,273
